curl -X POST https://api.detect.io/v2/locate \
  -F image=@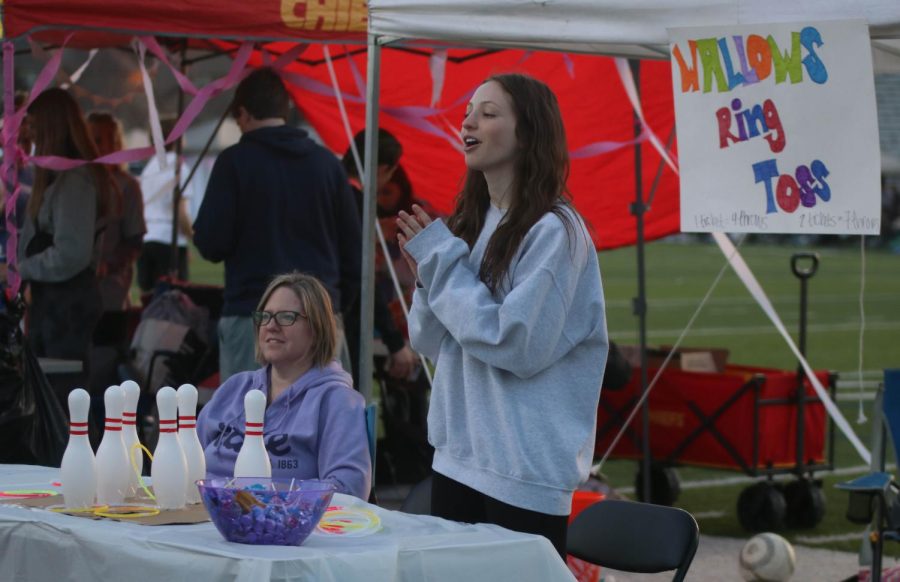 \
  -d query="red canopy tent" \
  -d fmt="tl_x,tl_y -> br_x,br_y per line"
271,46 -> 678,249
1,1 -> 680,250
